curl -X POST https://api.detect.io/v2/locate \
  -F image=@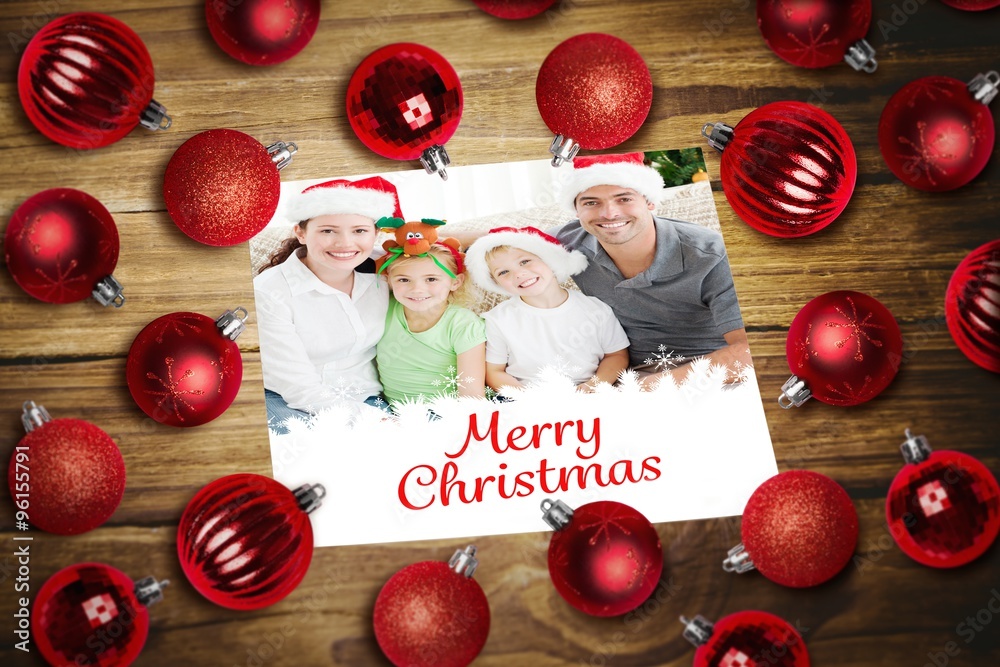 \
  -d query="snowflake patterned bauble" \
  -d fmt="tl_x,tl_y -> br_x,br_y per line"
164,129 -> 297,246
945,239 -> 1000,372
8,402 -> 125,535
347,43 -> 463,179
887,429 -> 1000,568
5,188 -> 124,306
18,12 -> 171,150
779,290 -> 903,408
879,72 -> 998,192
374,546 -> 490,667
536,33 -> 652,166
126,308 -> 247,427
681,610 -> 811,667
178,474 -> 325,610
703,101 -> 857,238
757,0 -> 877,72
541,499 -> 662,617
205,0 -> 320,66
33,563 -> 168,667
724,470 -> 858,588
471,0 -> 558,19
